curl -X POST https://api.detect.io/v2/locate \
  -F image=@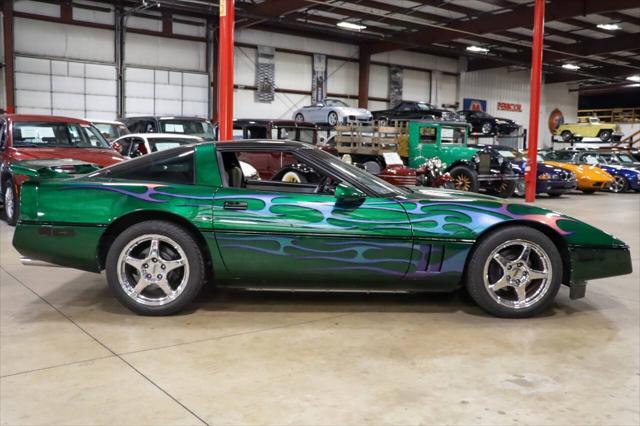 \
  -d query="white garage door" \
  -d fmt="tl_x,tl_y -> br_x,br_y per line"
124,67 -> 209,117
15,56 -> 117,119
